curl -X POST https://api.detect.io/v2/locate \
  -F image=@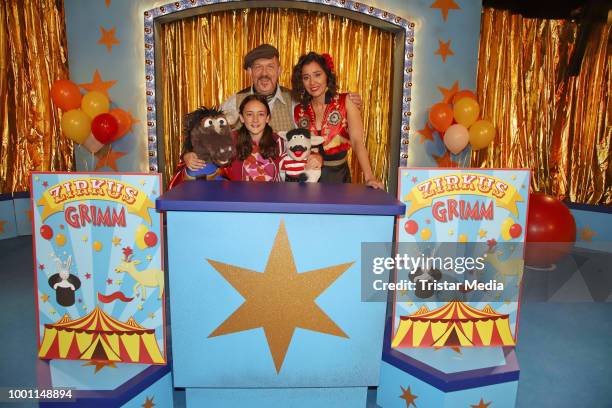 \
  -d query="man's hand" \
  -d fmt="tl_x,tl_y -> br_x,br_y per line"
306,153 -> 322,170
347,92 -> 362,111
183,152 -> 206,171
